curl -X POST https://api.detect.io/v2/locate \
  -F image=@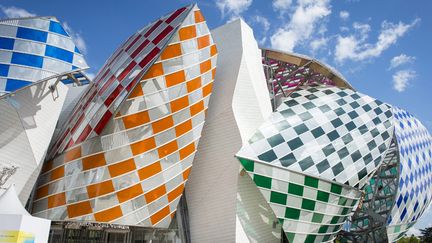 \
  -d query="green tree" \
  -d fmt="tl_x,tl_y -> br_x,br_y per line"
420,227 -> 432,243
397,234 -> 420,243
